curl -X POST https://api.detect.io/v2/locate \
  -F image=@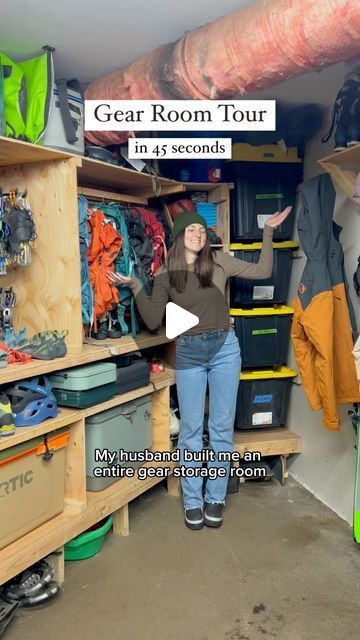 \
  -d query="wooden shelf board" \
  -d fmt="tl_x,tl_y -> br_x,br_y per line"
0,135 -> 75,167
234,428 -> 302,457
0,461 -> 175,585
78,186 -> 148,206
183,182 -> 234,191
319,144 -> 360,166
0,407 -> 81,452
0,367 -> 174,451
78,156 -> 183,196
0,330 -> 171,386
82,368 -> 175,418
